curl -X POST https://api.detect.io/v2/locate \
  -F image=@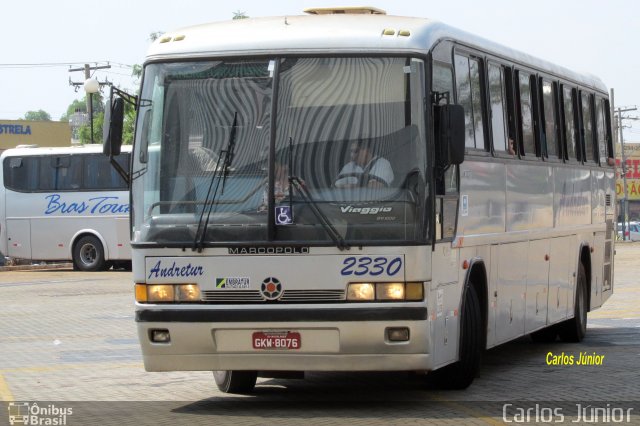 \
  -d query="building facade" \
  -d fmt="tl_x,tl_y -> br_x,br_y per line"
616,143 -> 640,221
0,120 -> 71,150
